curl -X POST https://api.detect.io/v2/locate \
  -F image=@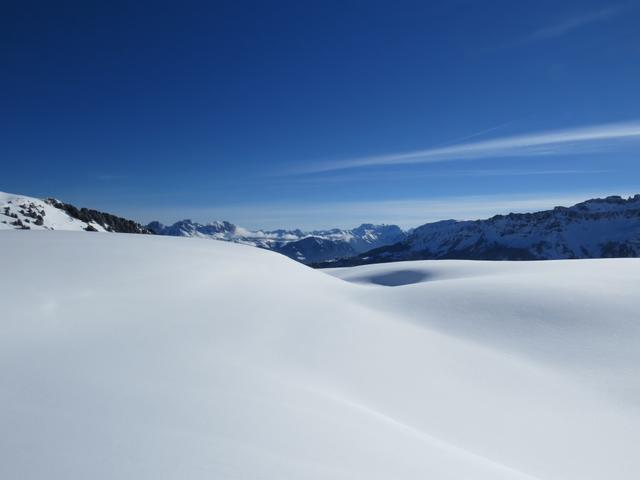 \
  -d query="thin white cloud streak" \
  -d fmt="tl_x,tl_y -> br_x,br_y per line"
461,168 -> 613,177
432,120 -> 516,147
528,6 -> 624,41
286,168 -> 613,185
128,190 -> 638,231
297,120 -> 640,174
